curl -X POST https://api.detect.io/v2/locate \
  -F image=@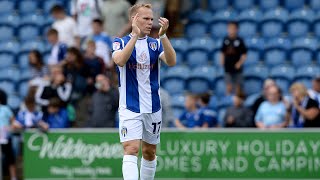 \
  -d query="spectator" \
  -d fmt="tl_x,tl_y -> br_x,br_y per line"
87,18 -> 113,67
101,0 -> 131,37
251,79 -> 276,116
43,98 -> 69,129
197,93 -> 218,128
51,5 -> 79,47
290,83 -> 320,127
308,76 -> 320,105
63,47 -> 90,102
220,21 -> 247,95
224,91 -> 254,127
35,65 -> 72,111
160,87 -> 174,127
47,28 -> 68,65
84,40 -> 106,94
175,93 -> 199,129
0,101 -> 17,180
255,86 -> 289,129
87,74 -> 118,127
71,0 -> 103,39
28,50 -> 49,79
